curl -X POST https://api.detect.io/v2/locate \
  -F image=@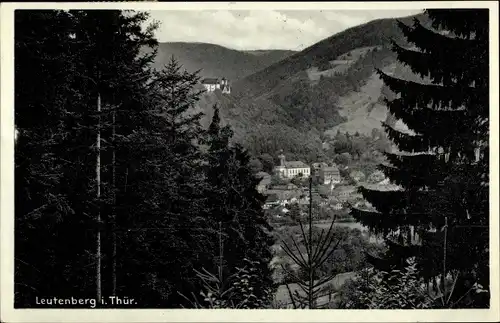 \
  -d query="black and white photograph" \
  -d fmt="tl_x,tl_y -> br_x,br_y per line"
1,1 -> 499,322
